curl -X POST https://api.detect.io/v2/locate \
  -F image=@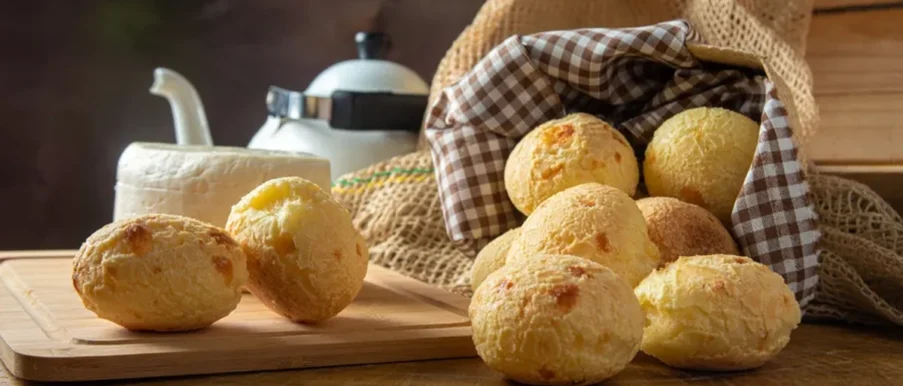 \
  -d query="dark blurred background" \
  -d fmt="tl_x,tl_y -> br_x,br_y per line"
0,0 -> 485,250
